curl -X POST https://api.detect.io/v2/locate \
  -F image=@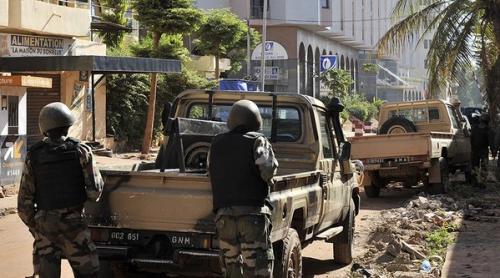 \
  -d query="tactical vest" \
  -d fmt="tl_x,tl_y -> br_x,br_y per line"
31,138 -> 86,210
209,131 -> 269,211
